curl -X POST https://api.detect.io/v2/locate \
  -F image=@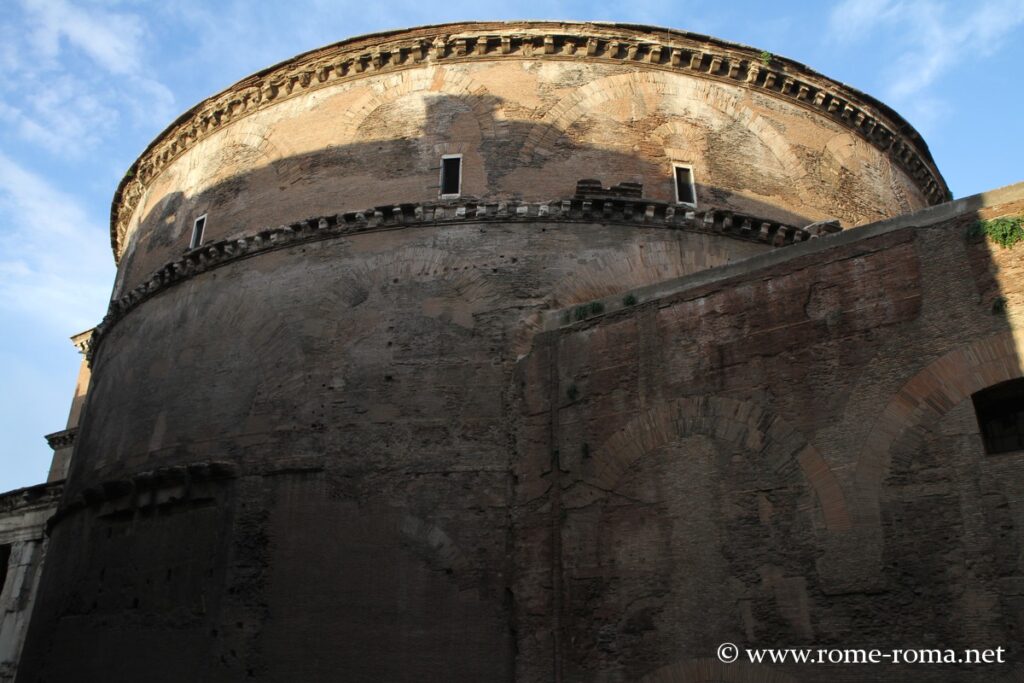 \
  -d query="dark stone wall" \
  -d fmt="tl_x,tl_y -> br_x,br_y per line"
513,189 -> 1024,682
17,169 -> 1024,681
17,221 -> 766,681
